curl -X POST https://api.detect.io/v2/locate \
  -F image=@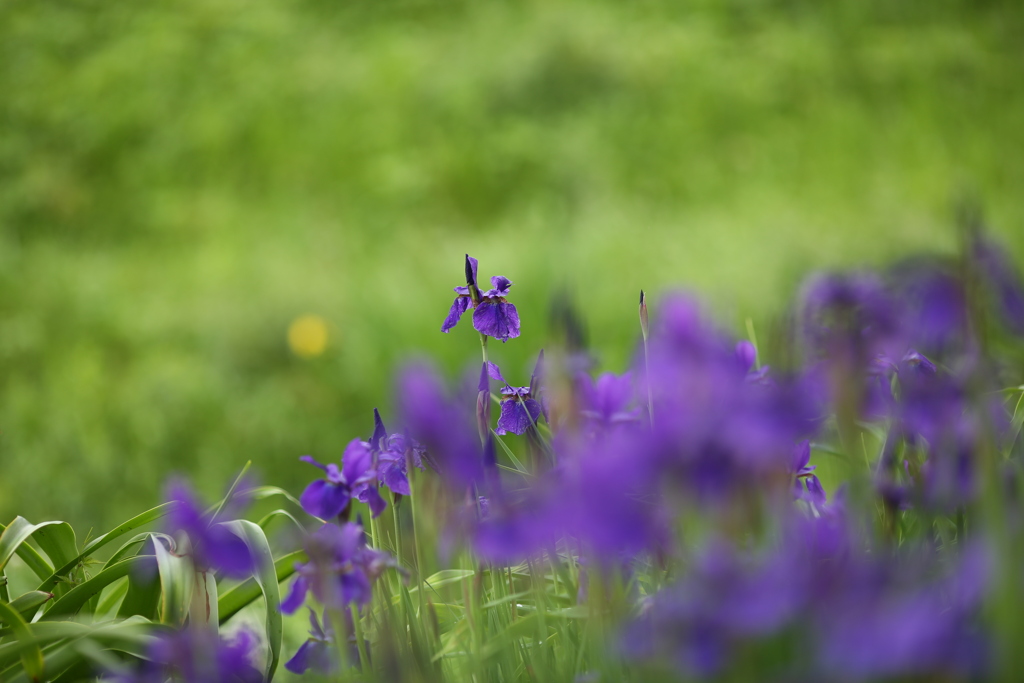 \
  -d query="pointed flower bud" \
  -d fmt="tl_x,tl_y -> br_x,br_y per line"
639,290 -> 650,341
